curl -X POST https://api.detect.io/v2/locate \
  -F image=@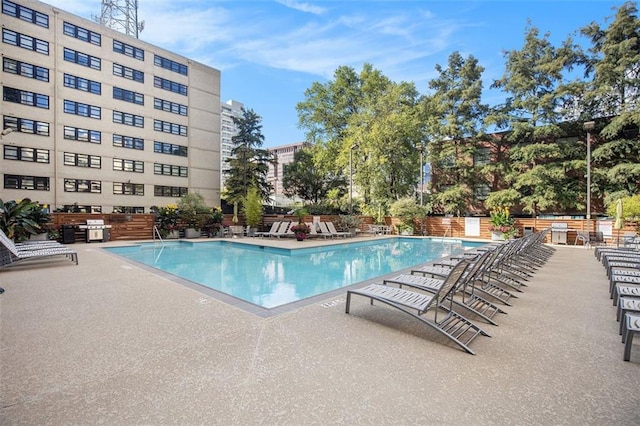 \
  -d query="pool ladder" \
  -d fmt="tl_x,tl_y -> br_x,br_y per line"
153,225 -> 165,247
